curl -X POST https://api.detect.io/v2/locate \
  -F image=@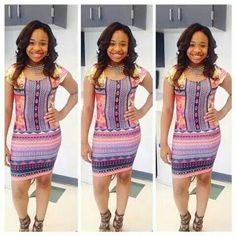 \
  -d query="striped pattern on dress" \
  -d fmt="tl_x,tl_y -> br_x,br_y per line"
172,128 -> 221,178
